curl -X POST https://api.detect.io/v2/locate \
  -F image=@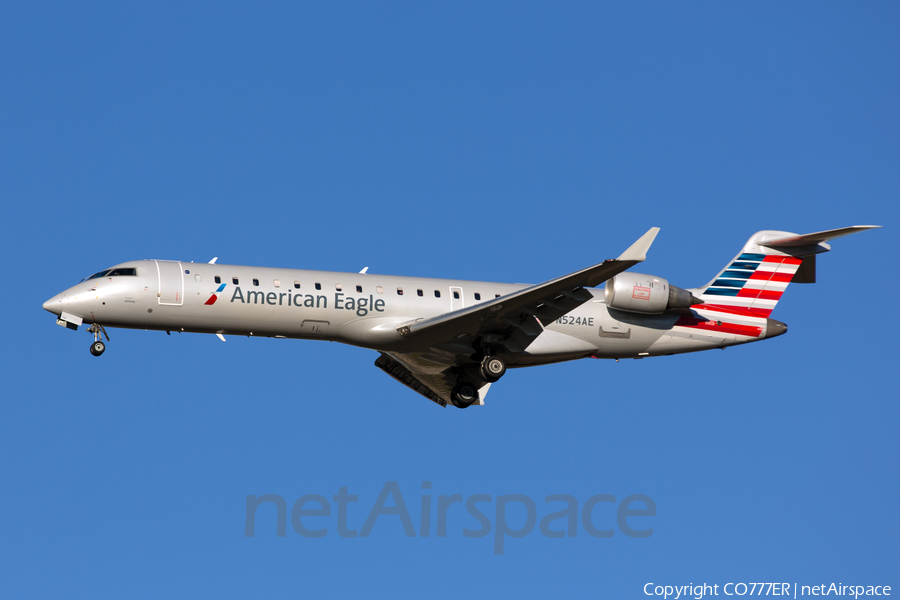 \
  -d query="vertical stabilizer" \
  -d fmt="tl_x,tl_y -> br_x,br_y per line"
694,231 -> 808,317
692,226 -> 879,317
